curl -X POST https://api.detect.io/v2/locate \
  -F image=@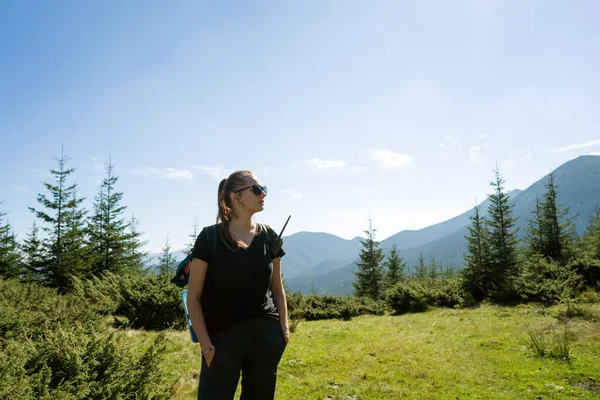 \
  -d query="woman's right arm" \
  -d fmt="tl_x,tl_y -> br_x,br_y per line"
186,257 -> 215,364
